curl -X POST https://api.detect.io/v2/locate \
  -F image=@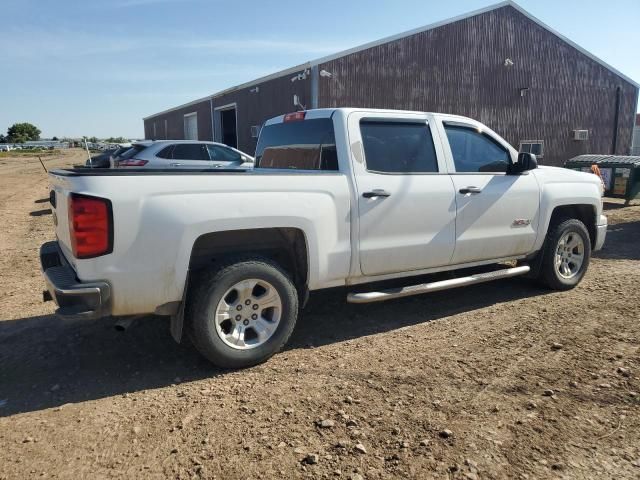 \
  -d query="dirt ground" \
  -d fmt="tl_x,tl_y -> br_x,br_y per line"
0,149 -> 639,479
